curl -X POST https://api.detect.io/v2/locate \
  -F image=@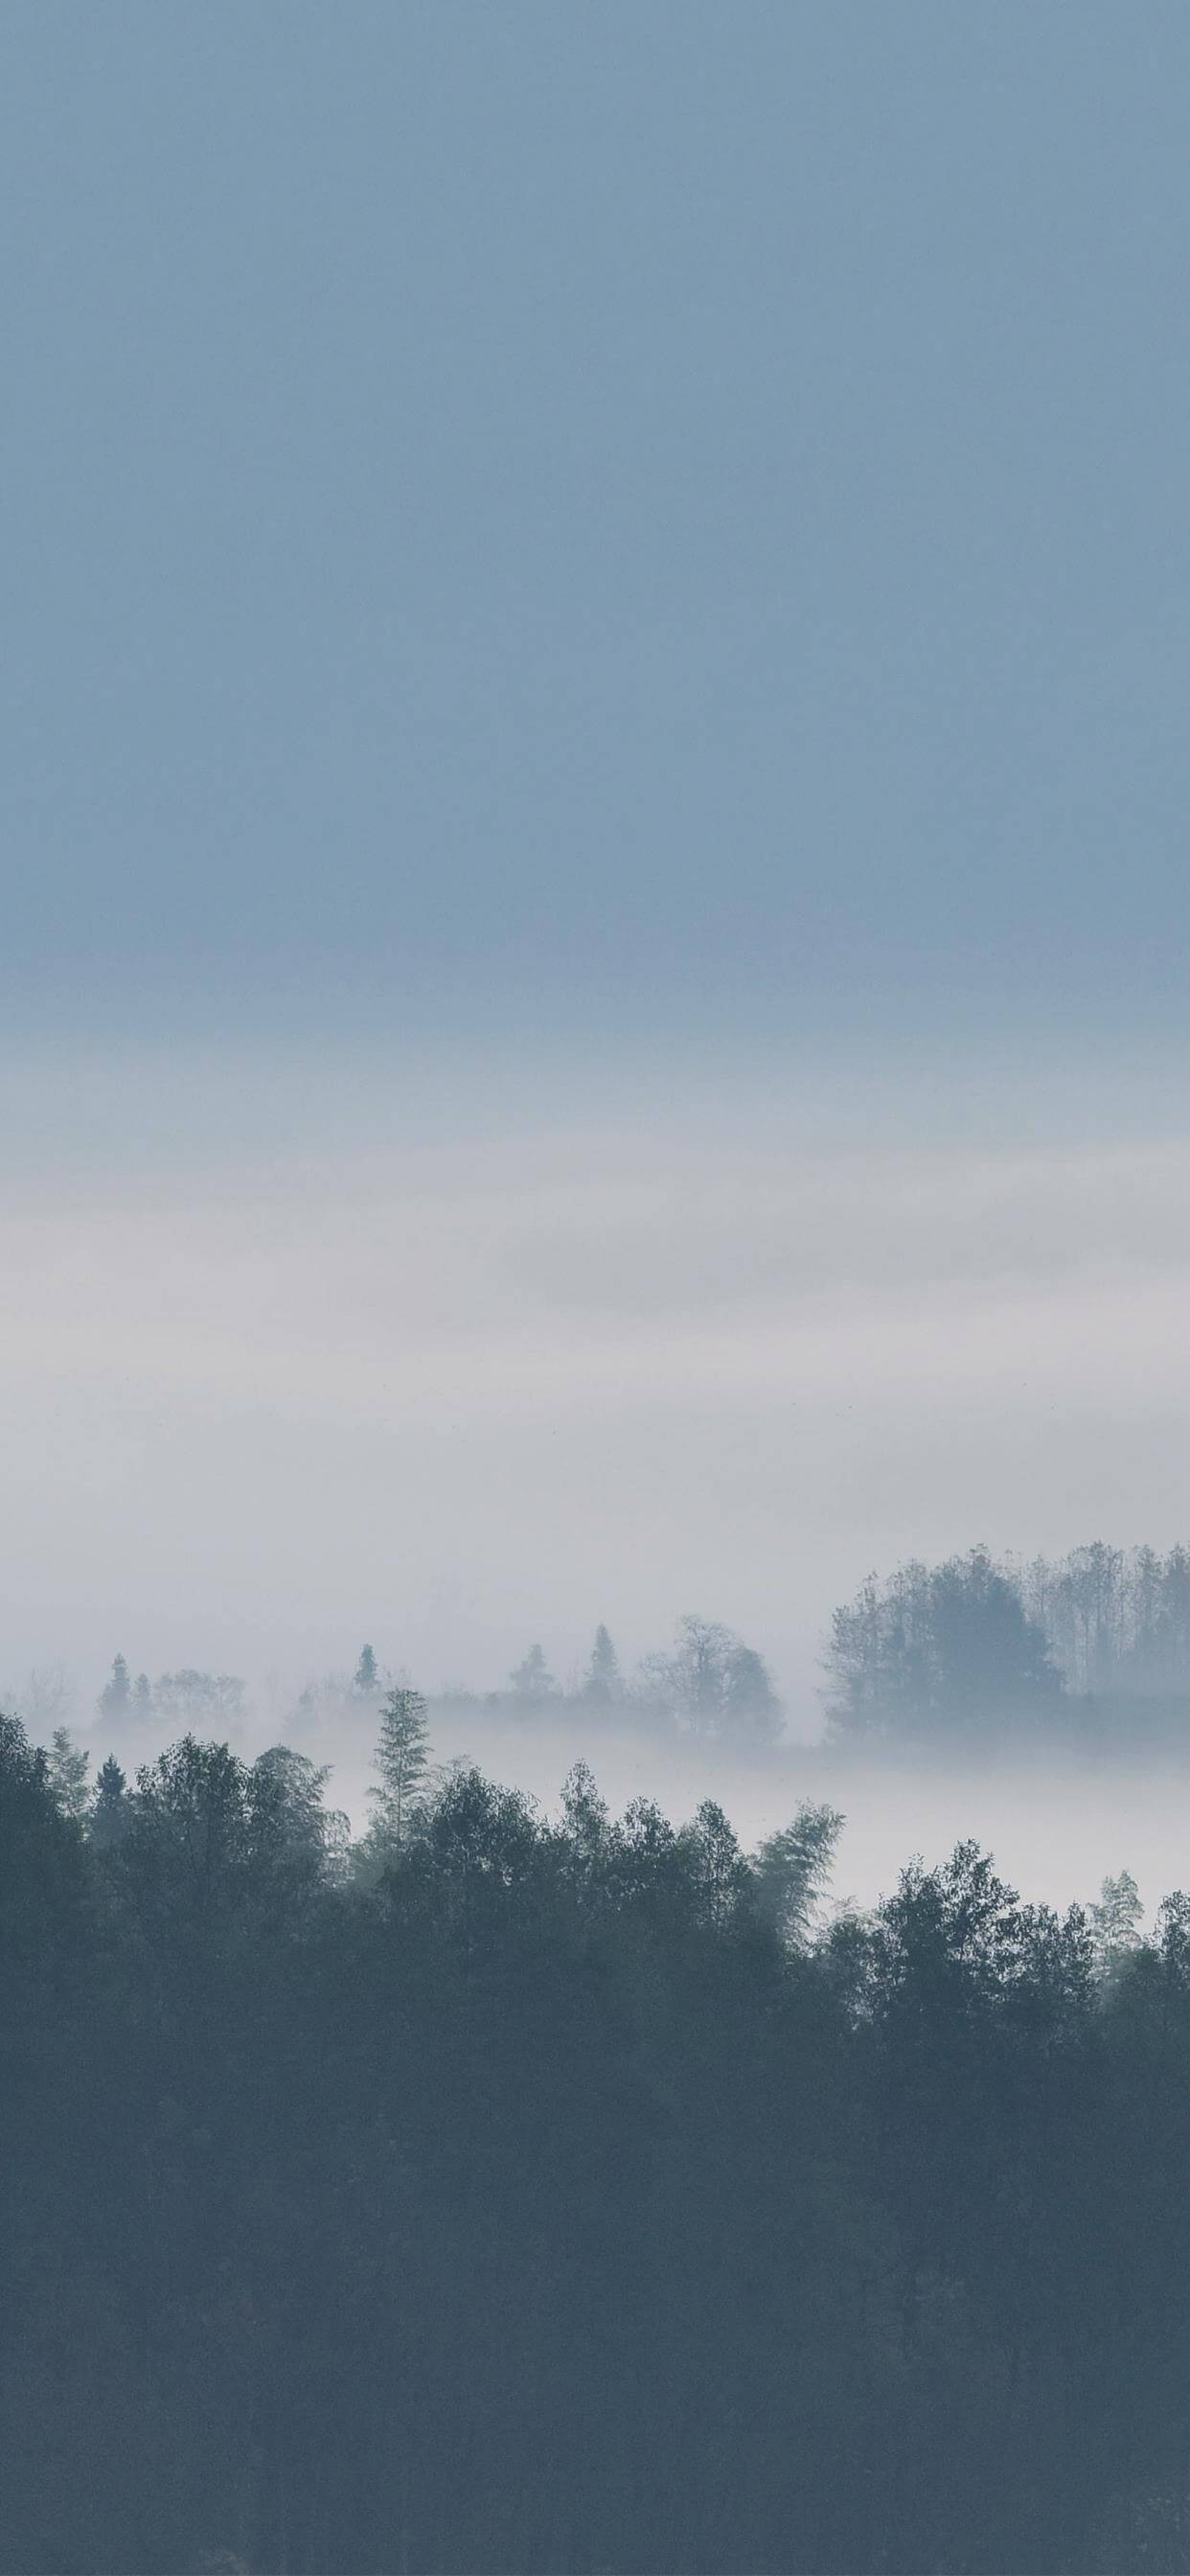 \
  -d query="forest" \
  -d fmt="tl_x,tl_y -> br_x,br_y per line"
823,1541 -> 1190,1750
6,1683 -> 1190,2575
34,1539 -> 1190,1765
